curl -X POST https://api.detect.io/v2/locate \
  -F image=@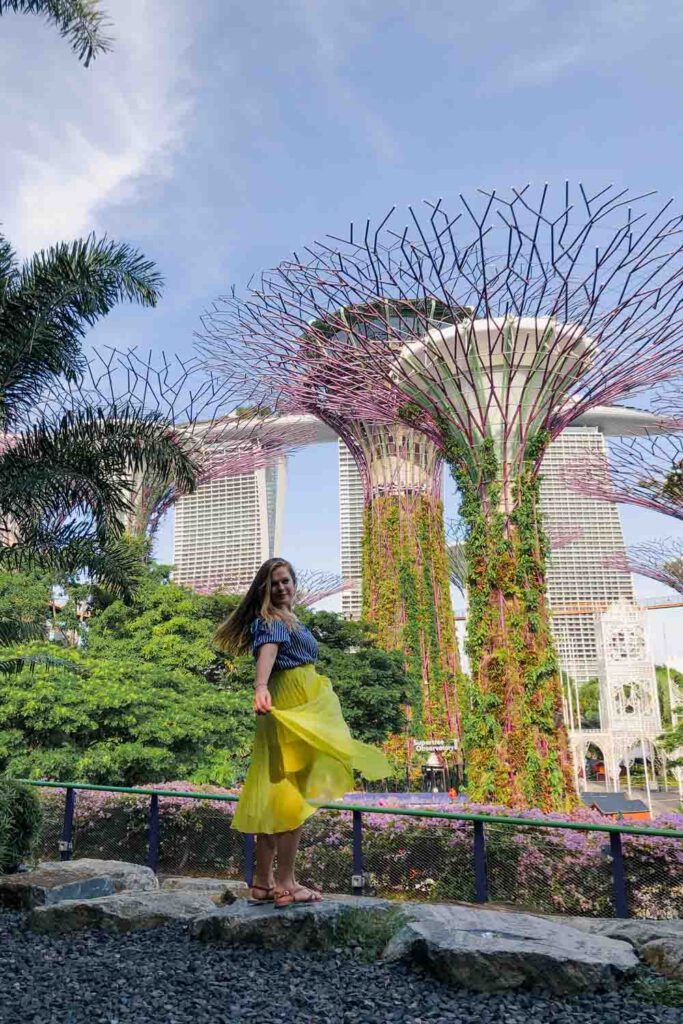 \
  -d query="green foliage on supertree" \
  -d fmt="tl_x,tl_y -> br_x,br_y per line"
360,493 -> 461,746
440,422 -> 576,812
